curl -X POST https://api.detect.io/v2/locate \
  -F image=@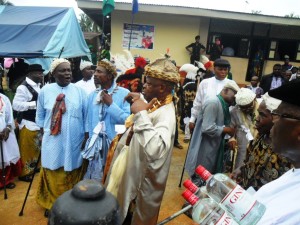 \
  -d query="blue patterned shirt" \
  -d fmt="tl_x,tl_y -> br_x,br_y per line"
36,83 -> 88,171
